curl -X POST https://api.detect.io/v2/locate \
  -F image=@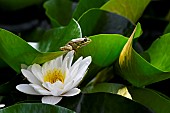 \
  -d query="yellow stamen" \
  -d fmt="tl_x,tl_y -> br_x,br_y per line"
44,69 -> 65,84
